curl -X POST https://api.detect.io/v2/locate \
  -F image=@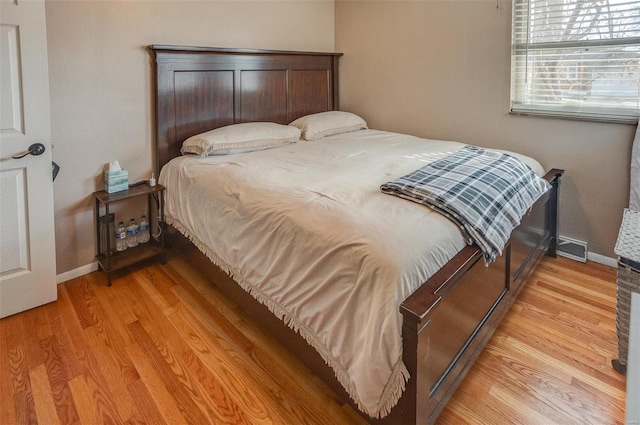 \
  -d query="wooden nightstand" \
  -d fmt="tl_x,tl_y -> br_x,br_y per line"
93,184 -> 166,286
